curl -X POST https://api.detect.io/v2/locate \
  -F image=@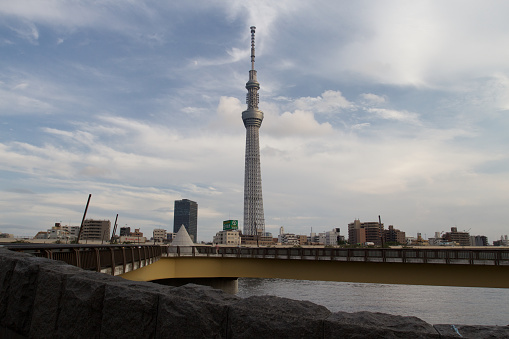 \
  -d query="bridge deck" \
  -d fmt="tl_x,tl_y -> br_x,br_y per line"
5,244 -> 509,288
121,255 -> 509,288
